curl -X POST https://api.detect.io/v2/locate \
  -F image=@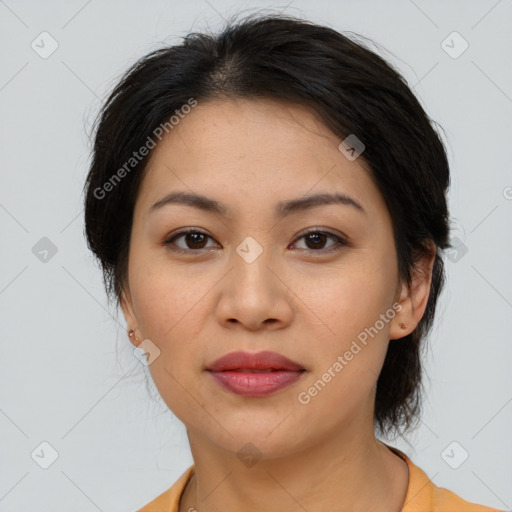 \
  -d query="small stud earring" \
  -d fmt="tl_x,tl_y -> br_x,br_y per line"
128,329 -> 140,341
399,322 -> 407,330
